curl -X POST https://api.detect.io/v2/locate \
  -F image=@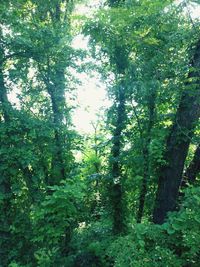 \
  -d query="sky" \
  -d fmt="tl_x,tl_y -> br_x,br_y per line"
69,62 -> 110,134
71,0 -> 109,134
